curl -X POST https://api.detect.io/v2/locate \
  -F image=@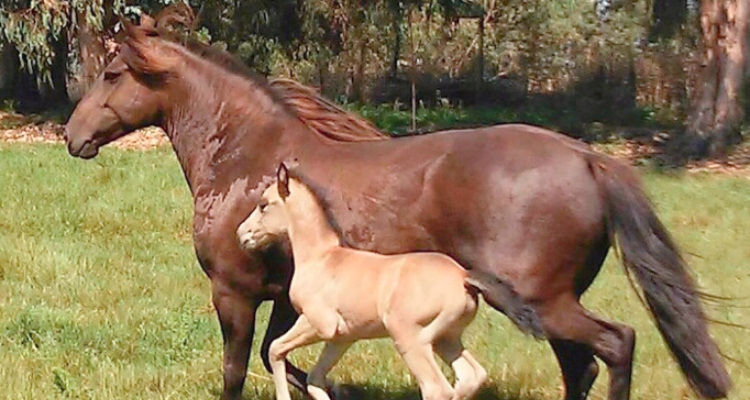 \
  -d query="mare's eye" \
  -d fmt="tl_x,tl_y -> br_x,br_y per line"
104,71 -> 121,82
258,201 -> 268,211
